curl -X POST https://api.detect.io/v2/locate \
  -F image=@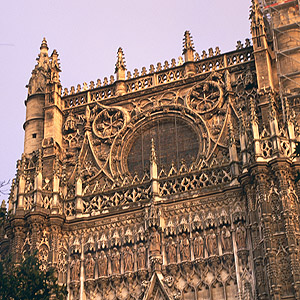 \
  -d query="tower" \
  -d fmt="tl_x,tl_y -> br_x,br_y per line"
24,38 -> 49,154
24,38 -> 63,154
